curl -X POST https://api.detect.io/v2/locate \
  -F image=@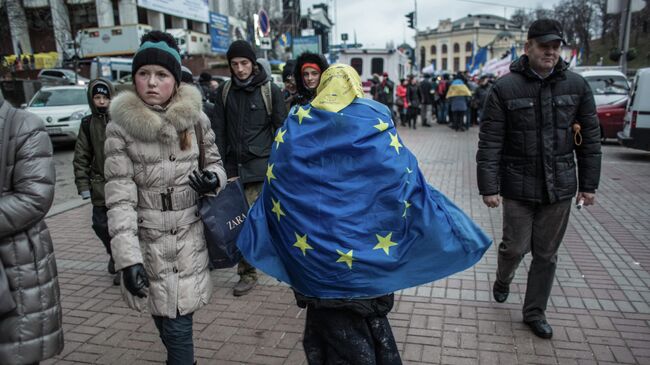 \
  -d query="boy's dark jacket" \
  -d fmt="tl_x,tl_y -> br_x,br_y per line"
73,78 -> 114,206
